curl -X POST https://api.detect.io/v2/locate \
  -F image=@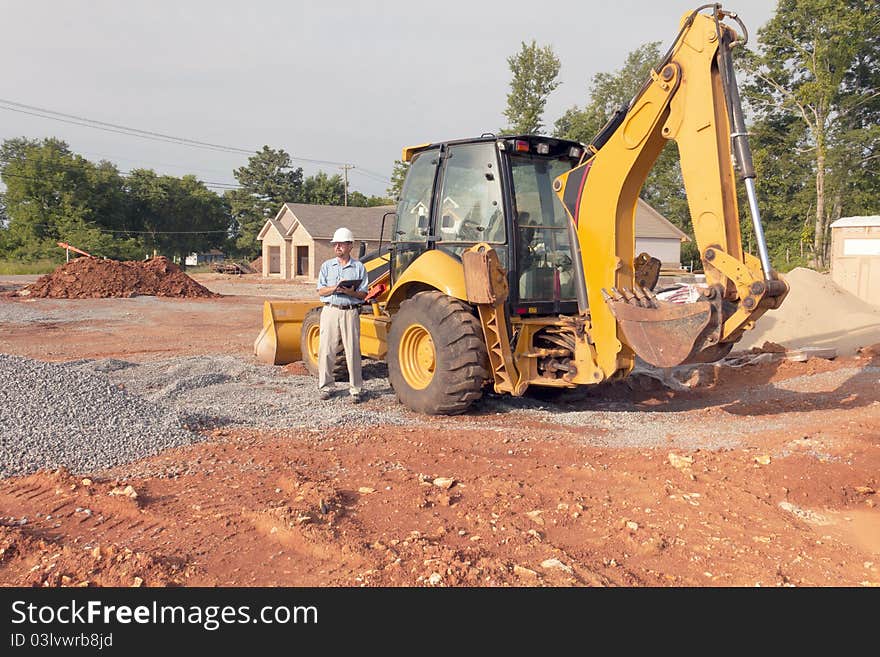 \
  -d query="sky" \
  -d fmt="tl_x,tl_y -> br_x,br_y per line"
0,1 -> 778,198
